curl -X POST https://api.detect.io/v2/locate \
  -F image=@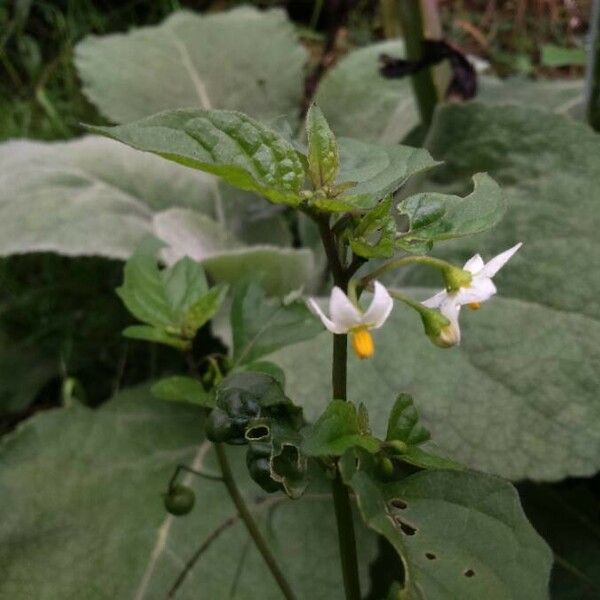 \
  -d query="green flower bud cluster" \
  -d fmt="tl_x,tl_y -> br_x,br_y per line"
206,372 -> 303,494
